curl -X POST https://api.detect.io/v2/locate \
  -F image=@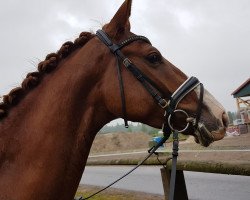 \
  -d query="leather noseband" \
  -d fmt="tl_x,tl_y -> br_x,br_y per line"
96,29 -> 204,136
